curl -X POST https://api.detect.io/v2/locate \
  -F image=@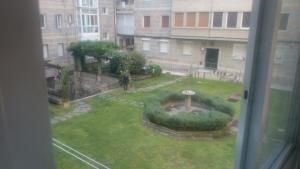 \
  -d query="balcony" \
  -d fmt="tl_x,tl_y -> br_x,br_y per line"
116,0 -> 134,12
